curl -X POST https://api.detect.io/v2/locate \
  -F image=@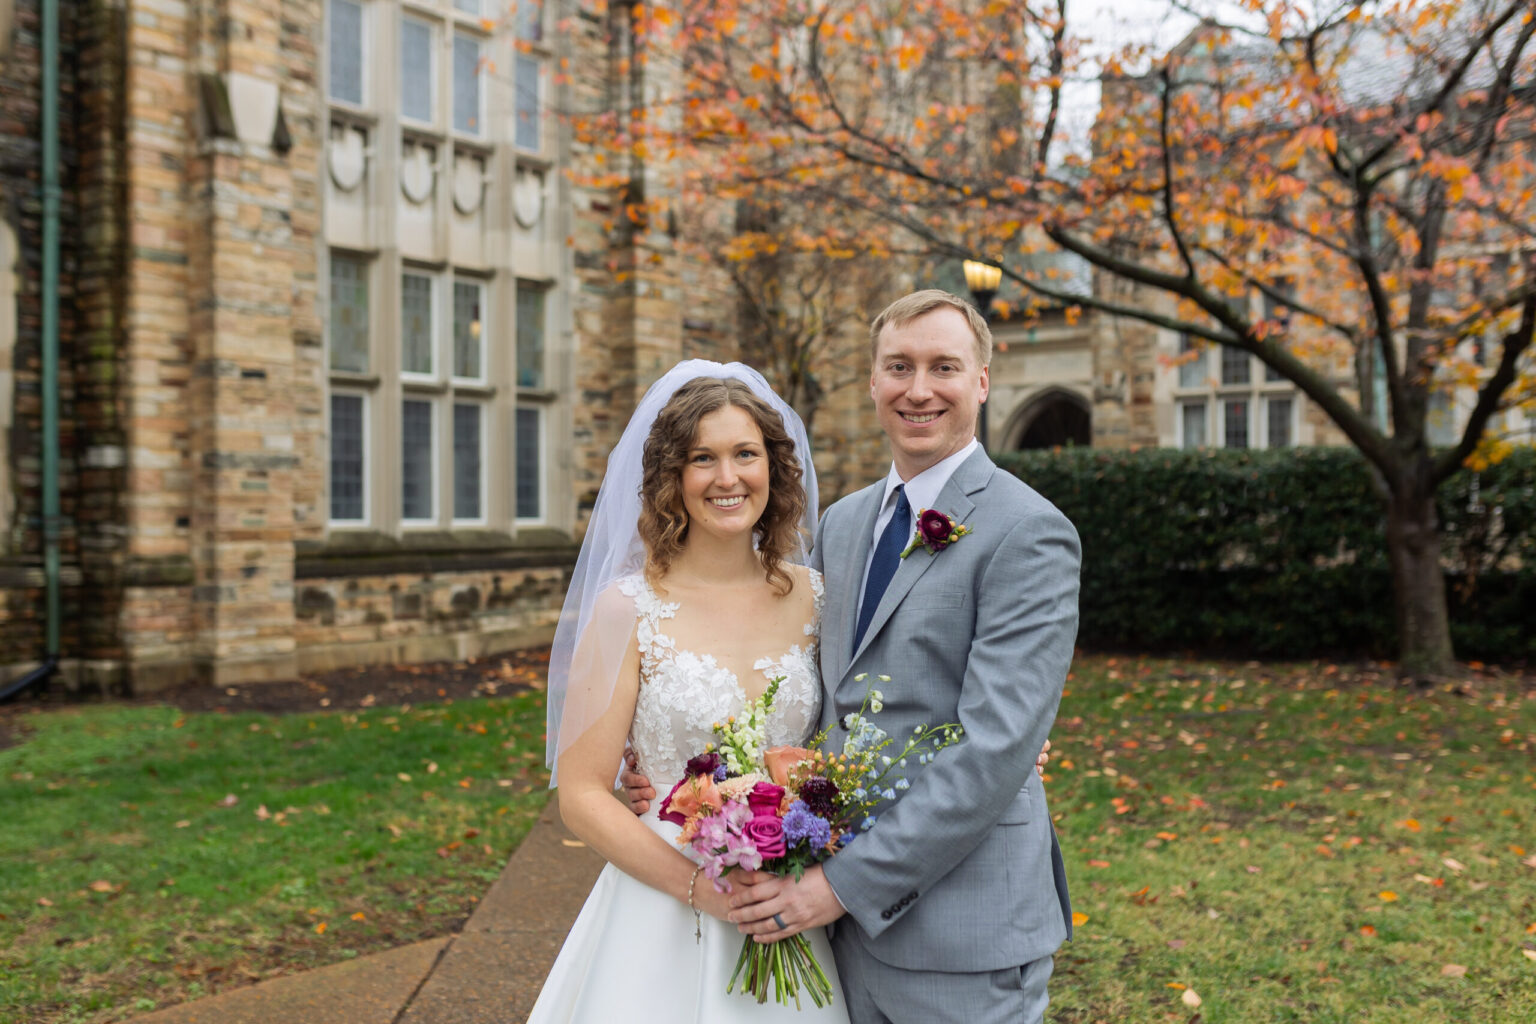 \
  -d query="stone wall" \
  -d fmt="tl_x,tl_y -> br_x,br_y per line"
292,560 -> 569,673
